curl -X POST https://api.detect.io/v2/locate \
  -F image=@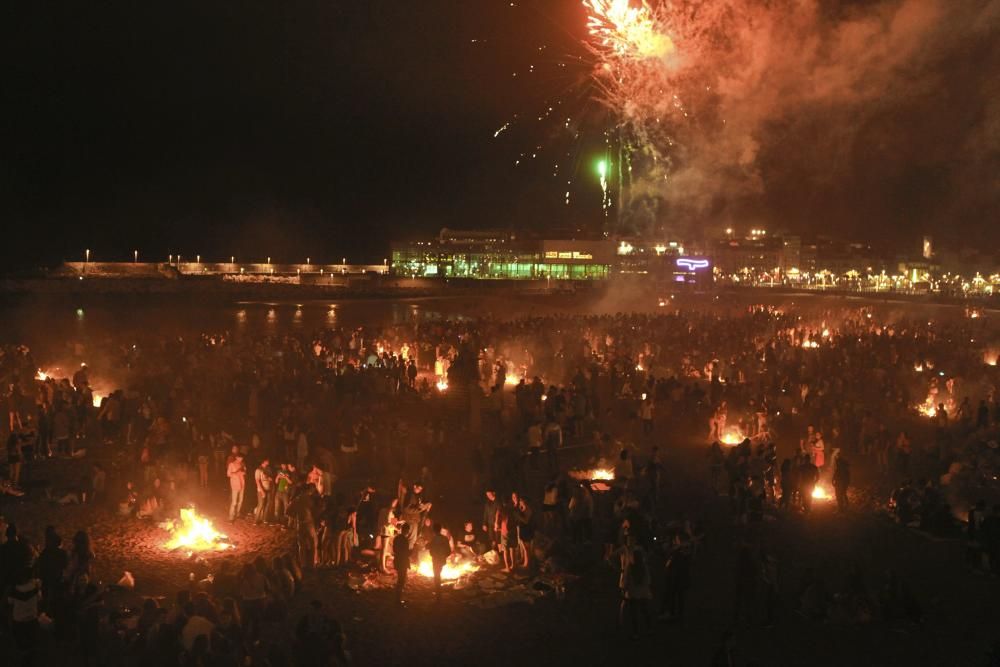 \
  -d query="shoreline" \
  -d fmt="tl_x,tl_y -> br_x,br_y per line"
2,276 -> 998,312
